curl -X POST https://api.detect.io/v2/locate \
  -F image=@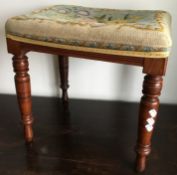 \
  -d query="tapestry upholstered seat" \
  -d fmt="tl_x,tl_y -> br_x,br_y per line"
5,4 -> 173,173
6,5 -> 172,58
